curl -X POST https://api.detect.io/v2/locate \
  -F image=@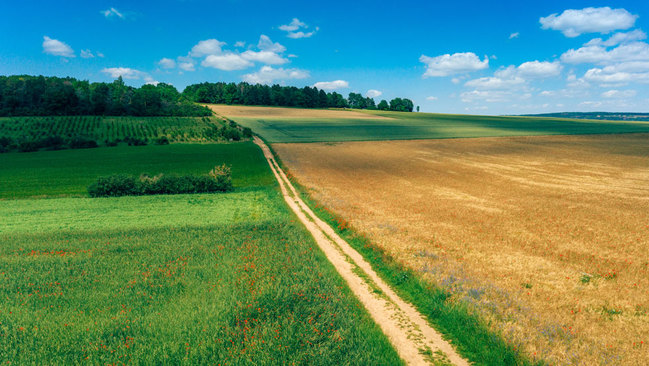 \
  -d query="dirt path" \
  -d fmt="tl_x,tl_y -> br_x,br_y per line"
254,137 -> 469,366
